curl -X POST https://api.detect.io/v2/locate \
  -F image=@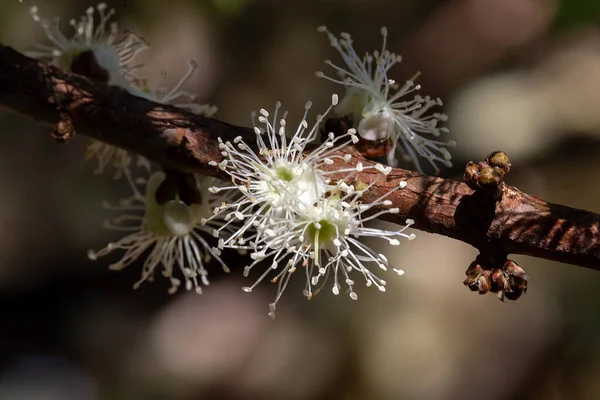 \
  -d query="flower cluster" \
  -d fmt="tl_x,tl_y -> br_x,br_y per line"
204,95 -> 415,318
26,3 -> 428,316
316,26 -> 456,174
88,166 -> 237,294
29,3 -> 229,292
